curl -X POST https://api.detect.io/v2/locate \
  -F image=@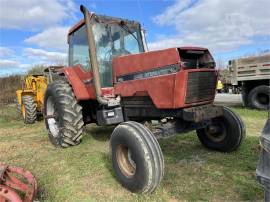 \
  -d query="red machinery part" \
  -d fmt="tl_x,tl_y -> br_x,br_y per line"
0,164 -> 37,202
